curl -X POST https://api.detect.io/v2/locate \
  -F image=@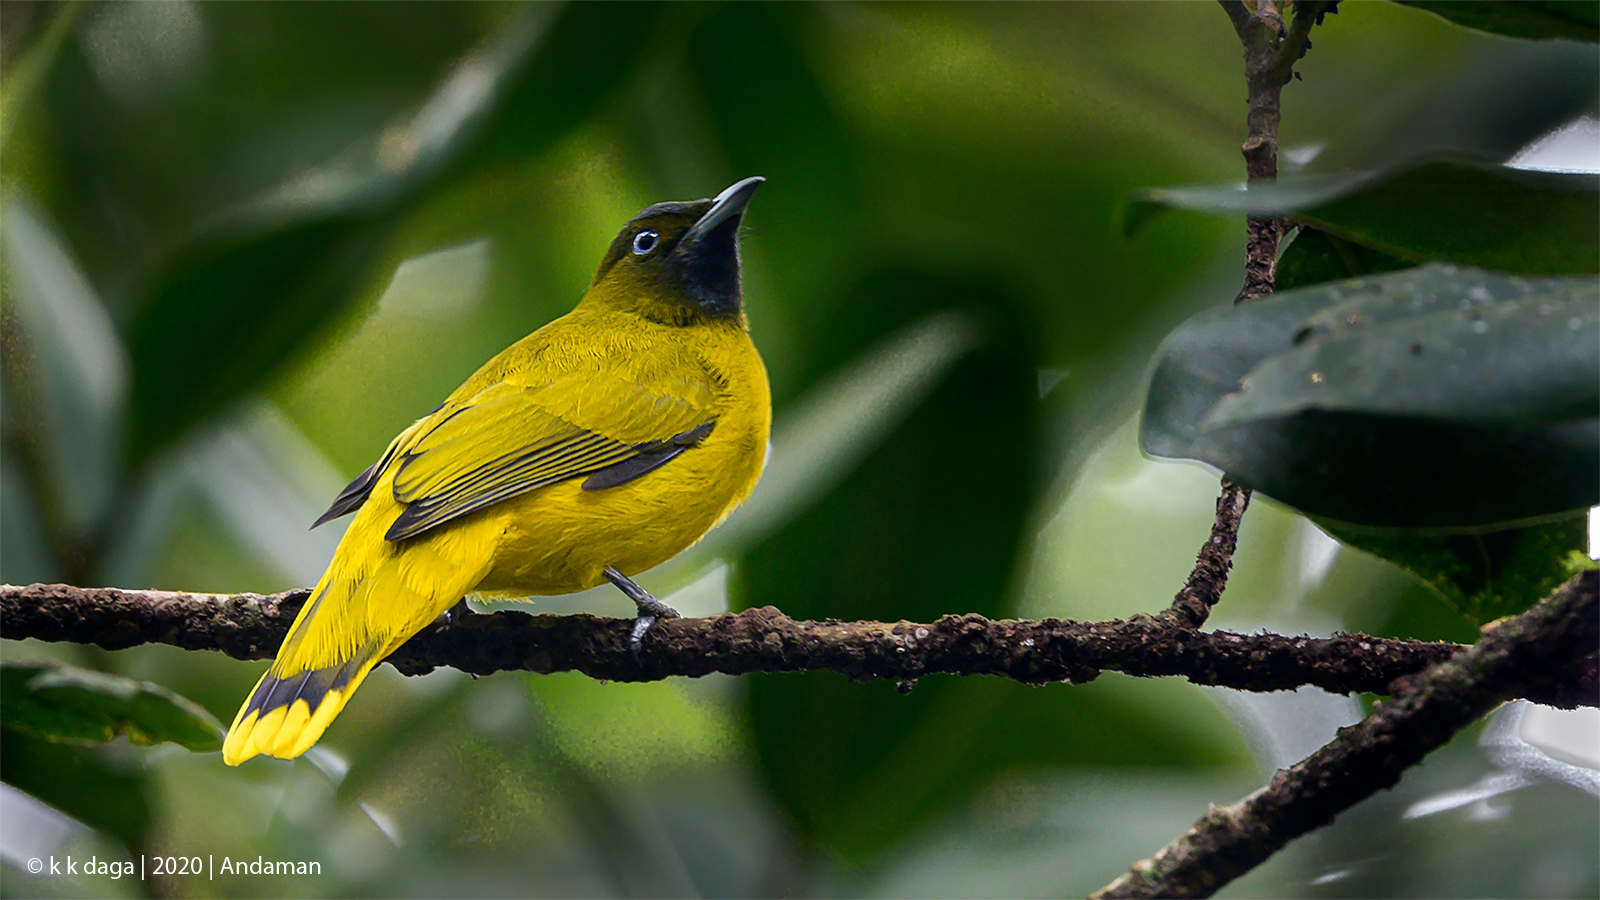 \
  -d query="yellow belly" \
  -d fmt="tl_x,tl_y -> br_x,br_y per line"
472,412 -> 766,595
